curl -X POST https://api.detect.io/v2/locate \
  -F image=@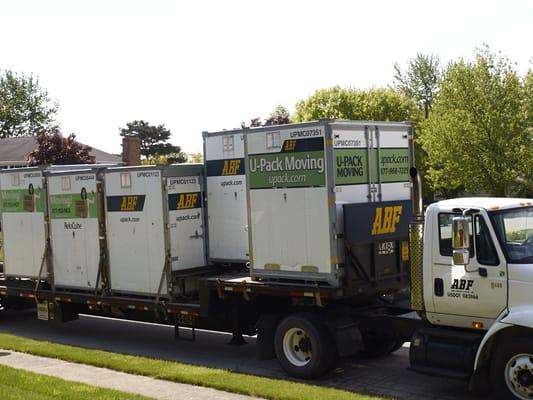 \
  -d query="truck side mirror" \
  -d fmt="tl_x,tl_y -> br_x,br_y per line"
452,216 -> 470,265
